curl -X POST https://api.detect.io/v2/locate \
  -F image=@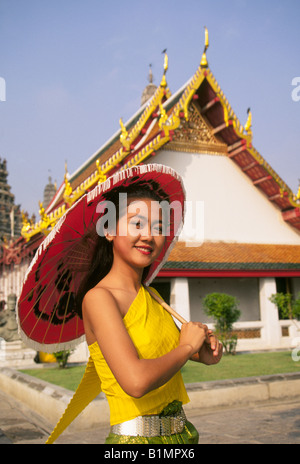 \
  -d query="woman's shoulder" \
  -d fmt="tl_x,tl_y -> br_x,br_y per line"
82,286 -> 119,314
